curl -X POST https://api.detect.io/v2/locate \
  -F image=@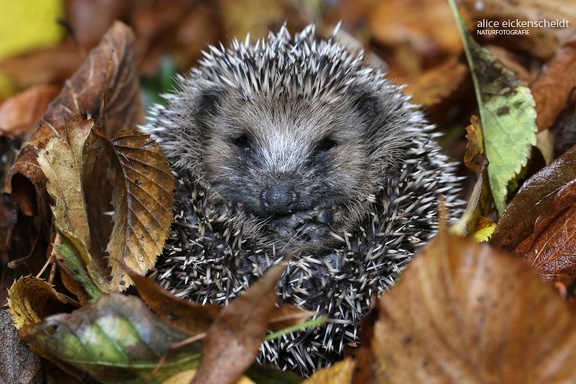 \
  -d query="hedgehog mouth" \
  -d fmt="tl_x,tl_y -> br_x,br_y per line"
263,205 -> 341,245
